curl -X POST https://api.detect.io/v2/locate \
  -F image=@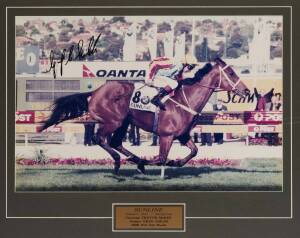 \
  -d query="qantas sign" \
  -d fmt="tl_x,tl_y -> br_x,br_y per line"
36,60 -> 149,79
82,64 -> 147,79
